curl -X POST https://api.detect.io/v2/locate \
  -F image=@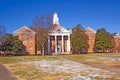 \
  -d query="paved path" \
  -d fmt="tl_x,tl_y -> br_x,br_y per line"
0,63 -> 17,80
